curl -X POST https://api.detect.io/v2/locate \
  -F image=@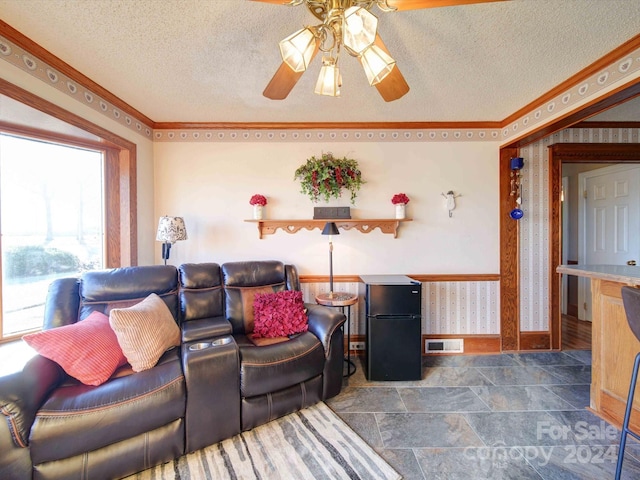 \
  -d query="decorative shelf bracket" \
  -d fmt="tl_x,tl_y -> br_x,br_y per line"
245,219 -> 411,239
